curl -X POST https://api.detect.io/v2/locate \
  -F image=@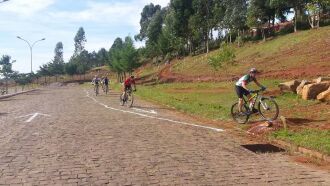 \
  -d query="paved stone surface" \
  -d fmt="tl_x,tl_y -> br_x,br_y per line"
0,87 -> 329,185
